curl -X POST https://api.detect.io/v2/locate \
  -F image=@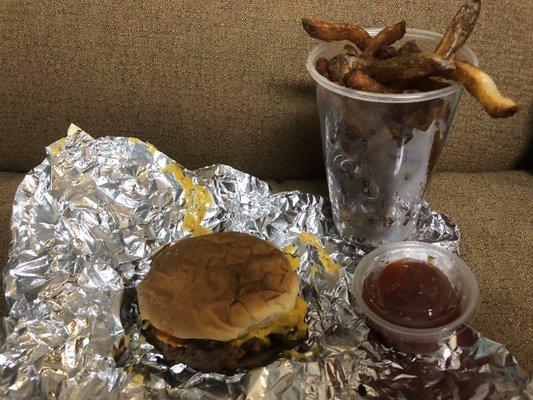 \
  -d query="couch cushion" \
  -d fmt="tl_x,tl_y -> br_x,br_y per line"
1,170 -> 532,370
276,171 -> 532,371
0,1 -> 531,179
